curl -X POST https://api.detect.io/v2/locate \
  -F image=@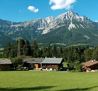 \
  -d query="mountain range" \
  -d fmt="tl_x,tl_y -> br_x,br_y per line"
0,11 -> 98,47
